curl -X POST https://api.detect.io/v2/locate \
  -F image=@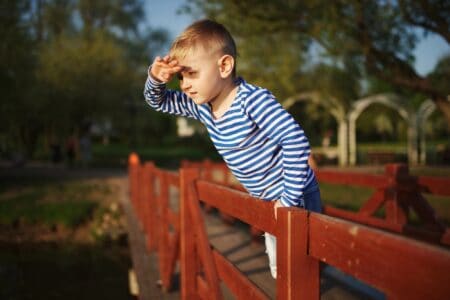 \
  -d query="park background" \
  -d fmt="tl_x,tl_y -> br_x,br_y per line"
1,0 -> 449,299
